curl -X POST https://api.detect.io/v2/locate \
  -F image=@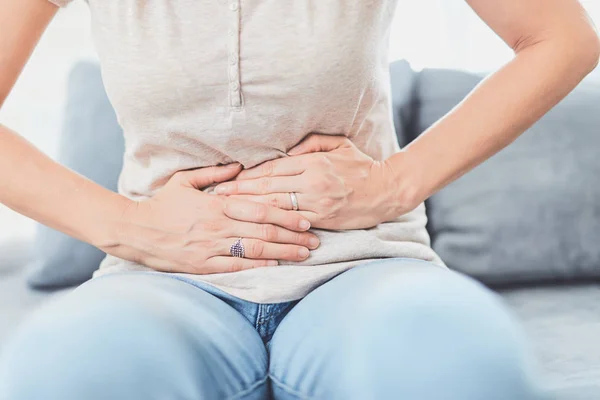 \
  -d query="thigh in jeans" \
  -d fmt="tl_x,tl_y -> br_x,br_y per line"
0,272 -> 268,400
268,259 -> 546,400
